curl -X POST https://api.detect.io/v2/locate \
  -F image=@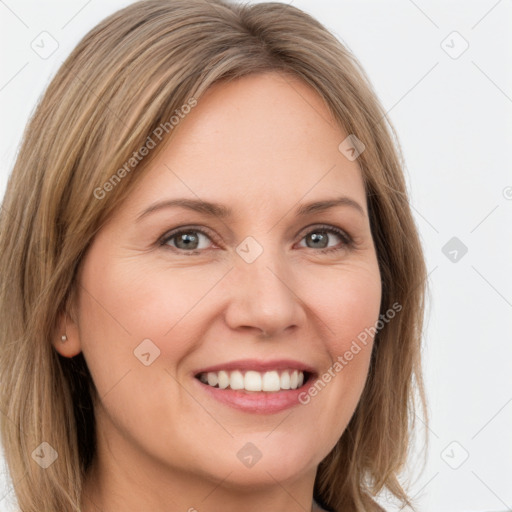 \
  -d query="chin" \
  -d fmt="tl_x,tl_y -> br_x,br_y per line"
186,431 -> 324,488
